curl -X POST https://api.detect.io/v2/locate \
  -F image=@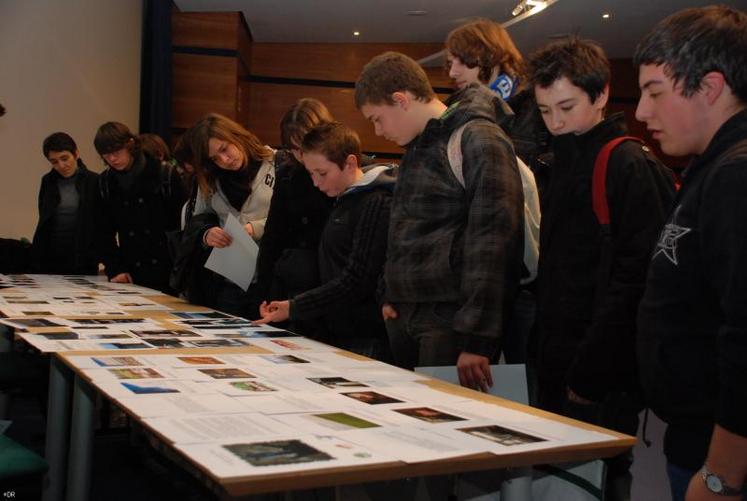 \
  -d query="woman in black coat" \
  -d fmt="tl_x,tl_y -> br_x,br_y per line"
254,98 -> 335,338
